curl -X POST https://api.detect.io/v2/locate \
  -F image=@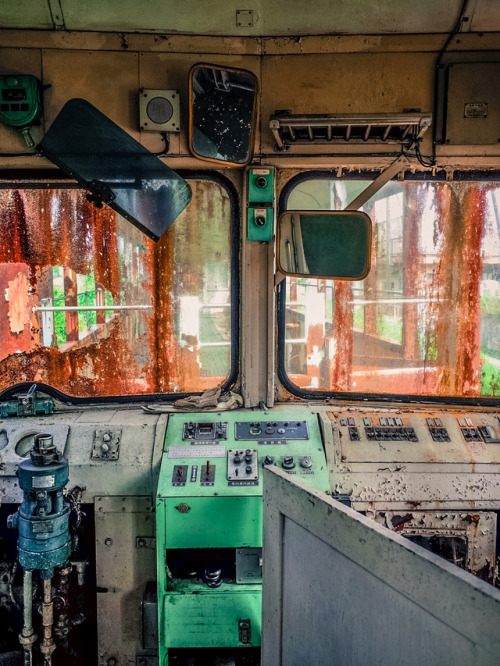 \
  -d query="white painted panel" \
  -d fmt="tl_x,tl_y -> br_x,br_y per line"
262,466 -> 500,666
